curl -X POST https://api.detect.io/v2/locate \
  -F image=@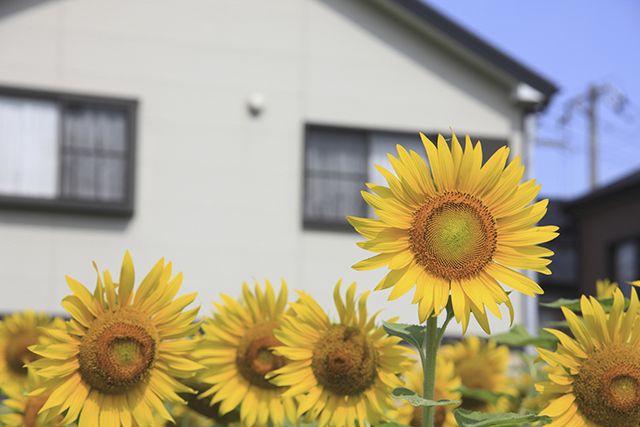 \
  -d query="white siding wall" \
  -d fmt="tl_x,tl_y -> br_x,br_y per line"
0,0 -> 527,335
